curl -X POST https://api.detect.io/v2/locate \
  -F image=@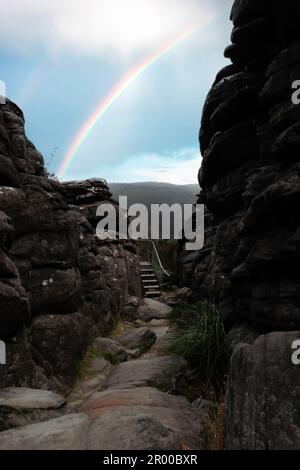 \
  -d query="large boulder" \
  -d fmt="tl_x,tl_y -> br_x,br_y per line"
93,337 -> 127,361
116,327 -> 156,352
137,299 -> 172,321
0,413 -> 90,450
225,331 -> 300,450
